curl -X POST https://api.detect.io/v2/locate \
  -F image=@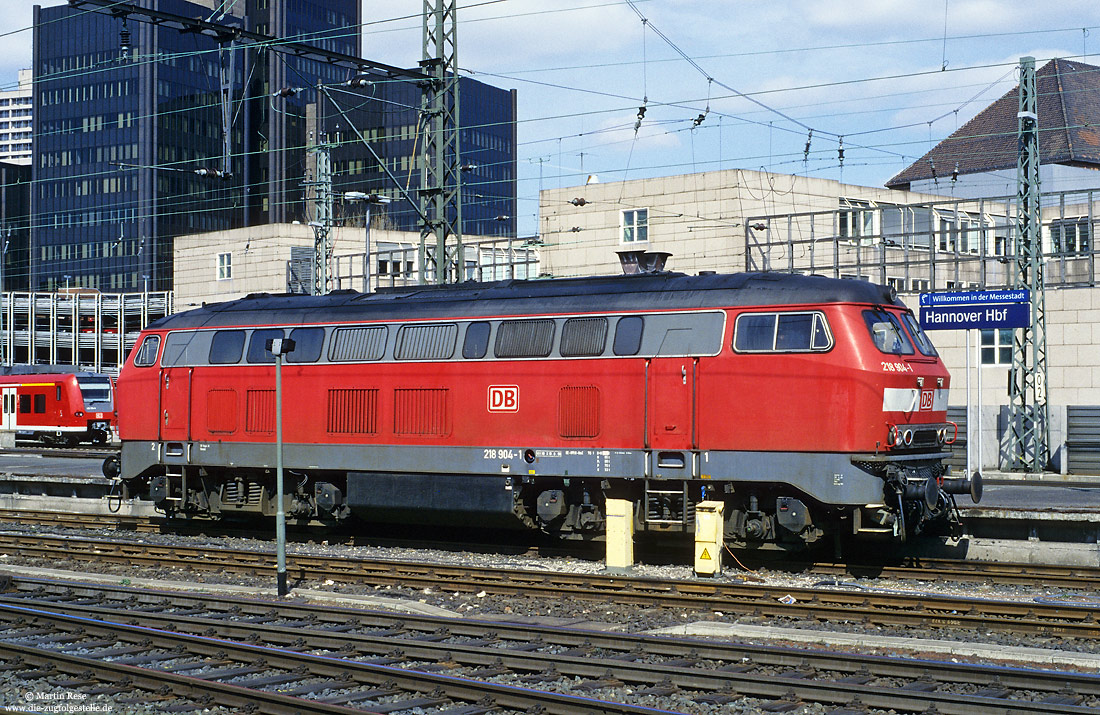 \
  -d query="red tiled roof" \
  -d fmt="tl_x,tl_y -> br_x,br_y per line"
886,59 -> 1100,189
